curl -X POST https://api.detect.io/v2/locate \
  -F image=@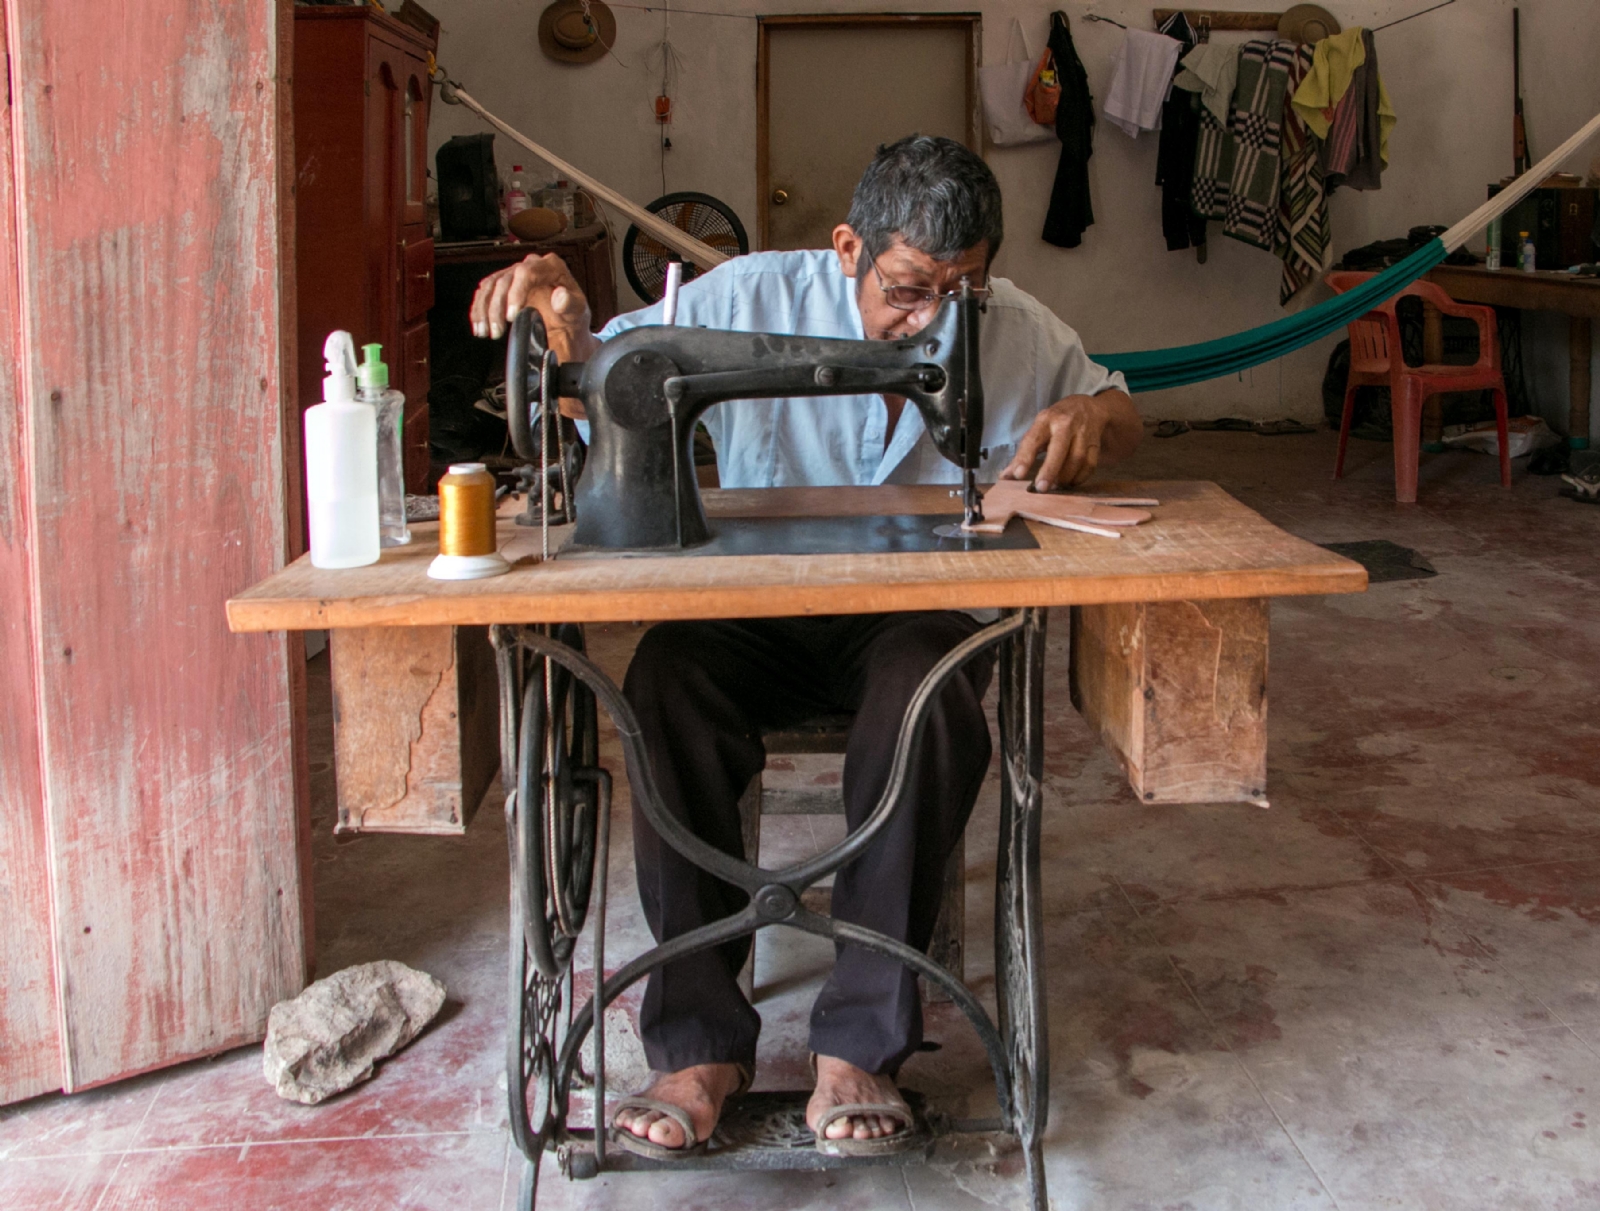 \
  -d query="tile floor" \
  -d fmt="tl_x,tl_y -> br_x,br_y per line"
3,429 -> 1597,1210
